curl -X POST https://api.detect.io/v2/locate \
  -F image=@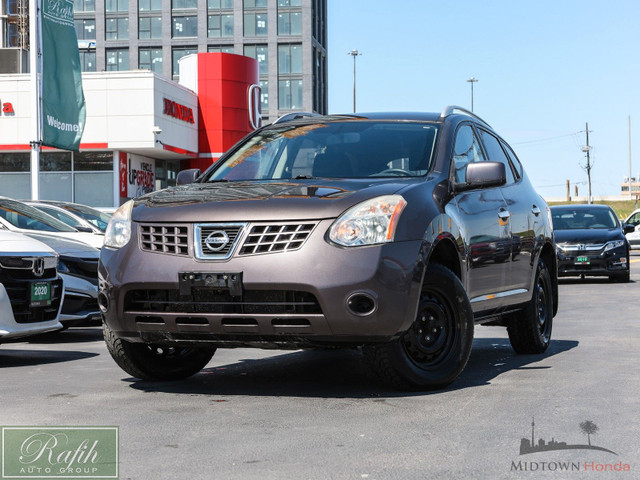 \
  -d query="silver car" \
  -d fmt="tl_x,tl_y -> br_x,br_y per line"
27,233 -> 100,327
